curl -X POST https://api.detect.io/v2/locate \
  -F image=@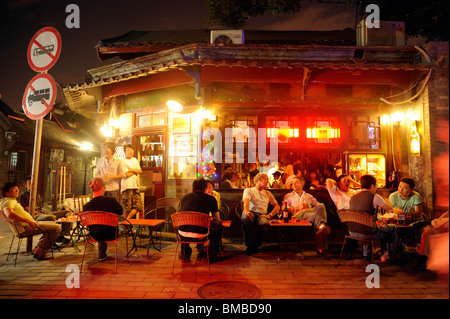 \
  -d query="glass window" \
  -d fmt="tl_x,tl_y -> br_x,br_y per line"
348,116 -> 381,150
